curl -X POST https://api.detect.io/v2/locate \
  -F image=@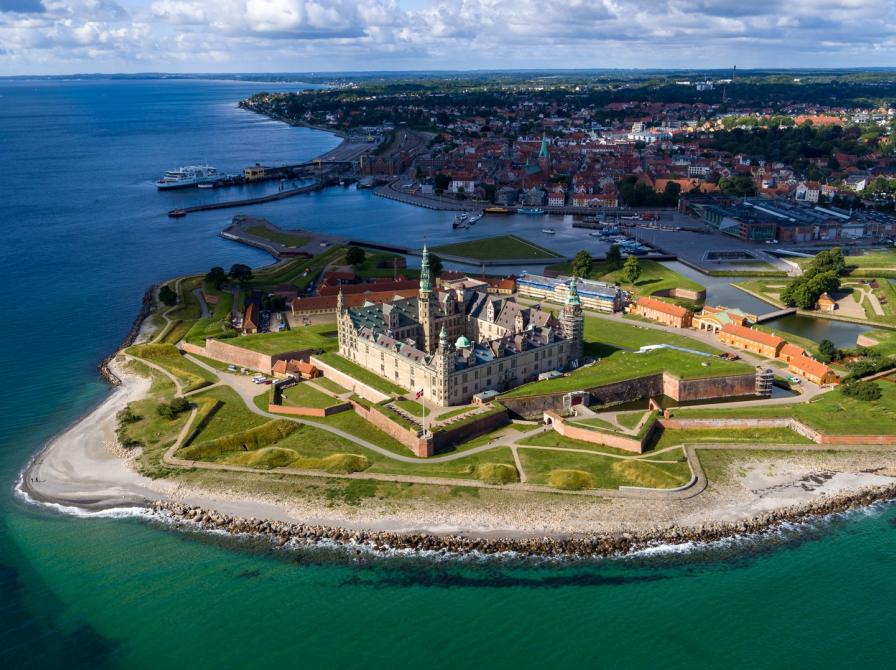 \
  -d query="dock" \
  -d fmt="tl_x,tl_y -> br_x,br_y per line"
168,181 -> 328,218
